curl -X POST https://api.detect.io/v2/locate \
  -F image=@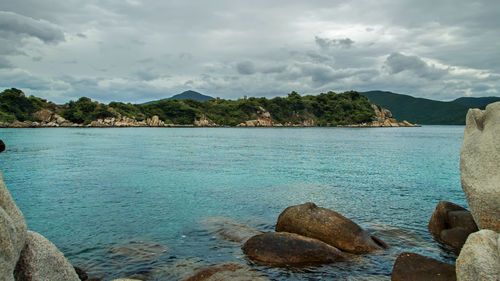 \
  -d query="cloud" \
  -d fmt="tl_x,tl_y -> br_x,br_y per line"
236,61 -> 256,75
385,52 -> 448,80
315,36 -> 355,50
0,11 -> 65,43
0,58 -> 12,69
